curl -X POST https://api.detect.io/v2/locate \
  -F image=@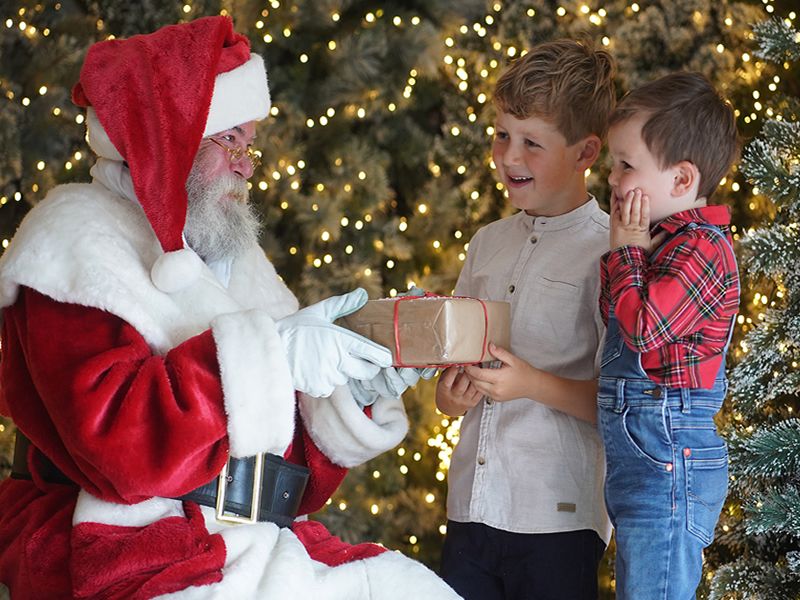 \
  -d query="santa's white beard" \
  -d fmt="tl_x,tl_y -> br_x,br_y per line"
184,168 -> 261,263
